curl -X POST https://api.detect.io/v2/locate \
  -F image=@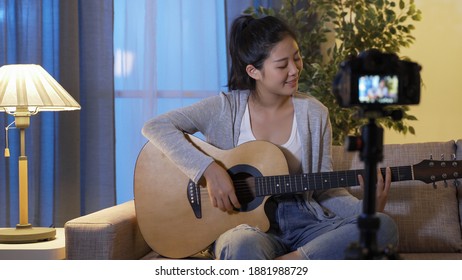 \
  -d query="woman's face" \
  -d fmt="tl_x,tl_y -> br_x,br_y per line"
252,36 -> 303,97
